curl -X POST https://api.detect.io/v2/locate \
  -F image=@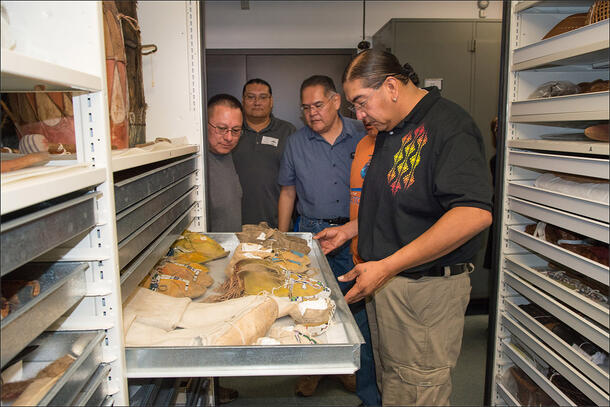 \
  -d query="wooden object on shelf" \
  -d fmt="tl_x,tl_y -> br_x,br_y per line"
116,1 -> 147,148
584,124 -> 609,141
102,1 -> 129,150
2,354 -> 76,405
586,0 -> 610,25
542,13 -> 588,39
0,152 -> 50,173
5,90 -> 76,146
